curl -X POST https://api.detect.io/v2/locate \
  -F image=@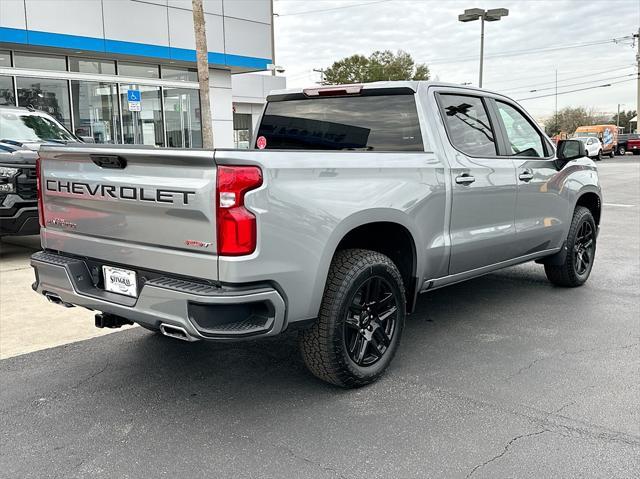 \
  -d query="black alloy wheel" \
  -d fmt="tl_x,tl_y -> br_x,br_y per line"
299,249 -> 406,388
573,220 -> 595,277
343,276 -> 399,367
544,206 -> 596,287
